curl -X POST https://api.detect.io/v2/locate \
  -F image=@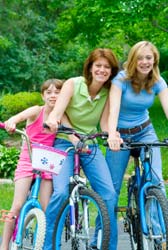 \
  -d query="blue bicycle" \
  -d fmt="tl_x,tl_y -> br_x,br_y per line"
117,140 -> 168,250
0,123 -> 46,250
